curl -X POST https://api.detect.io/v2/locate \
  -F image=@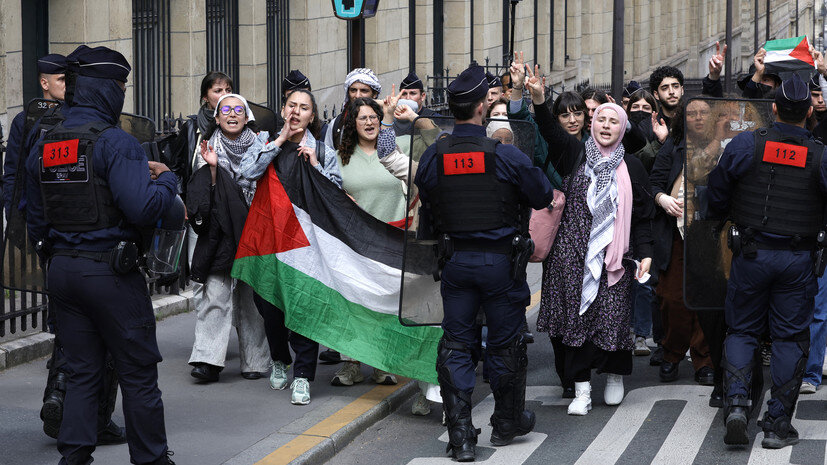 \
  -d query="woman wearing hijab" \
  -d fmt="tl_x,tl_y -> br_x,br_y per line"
529,71 -> 655,416
187,93 -> 272,383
